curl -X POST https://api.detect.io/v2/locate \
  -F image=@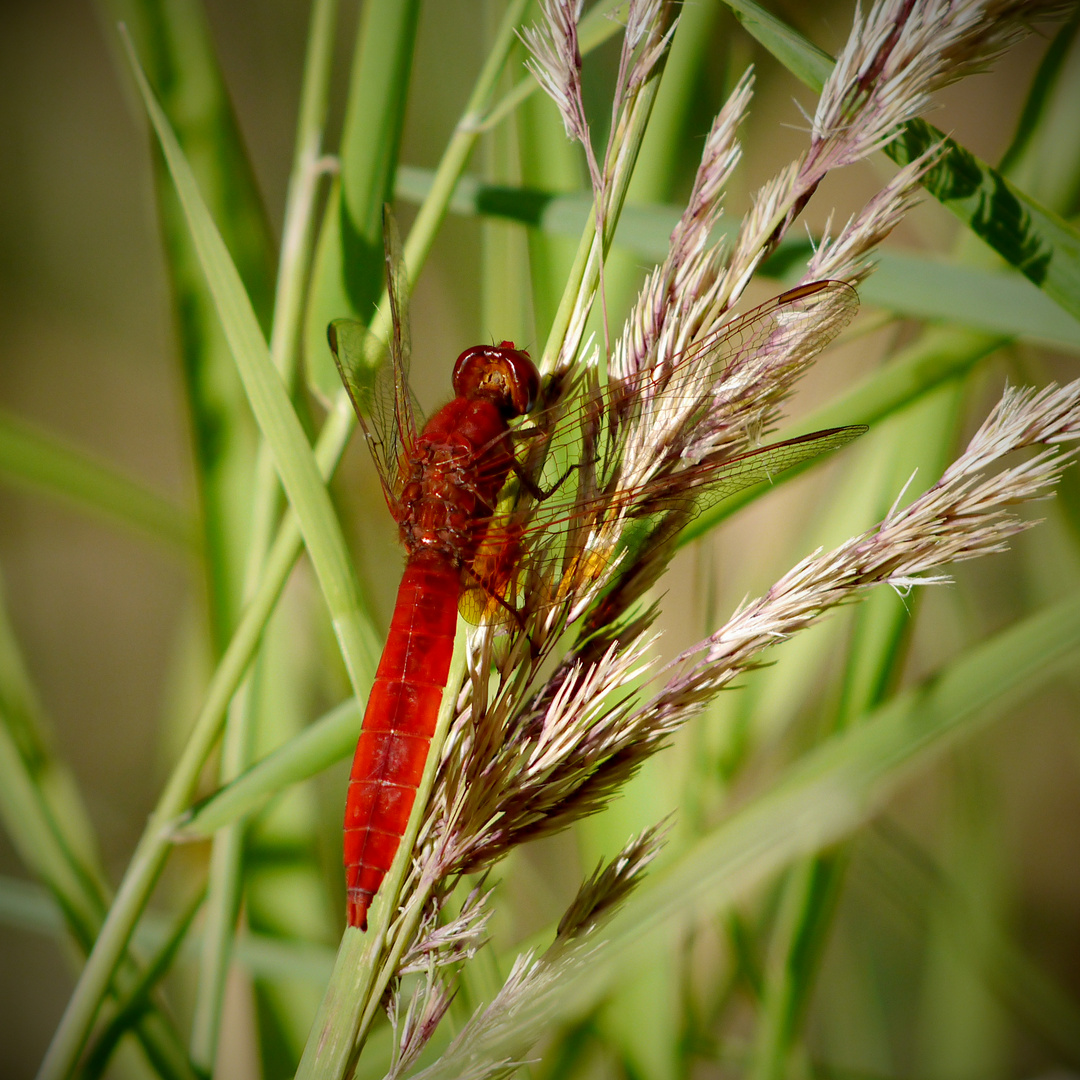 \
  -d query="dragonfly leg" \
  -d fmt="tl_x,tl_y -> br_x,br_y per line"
509,456 -> 588,502
462,563 -> 541,656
